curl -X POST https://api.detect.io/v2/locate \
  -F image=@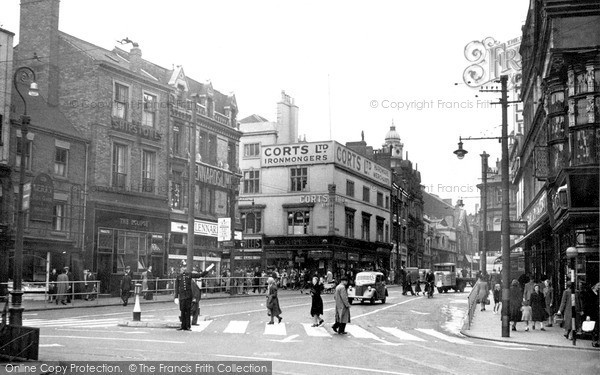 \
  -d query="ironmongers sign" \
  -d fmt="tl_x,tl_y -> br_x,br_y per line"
30,173 -> 54,222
